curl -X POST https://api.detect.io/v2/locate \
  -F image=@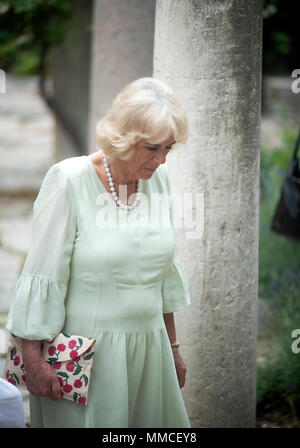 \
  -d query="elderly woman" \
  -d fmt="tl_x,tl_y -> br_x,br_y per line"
5,77 -> 192,428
